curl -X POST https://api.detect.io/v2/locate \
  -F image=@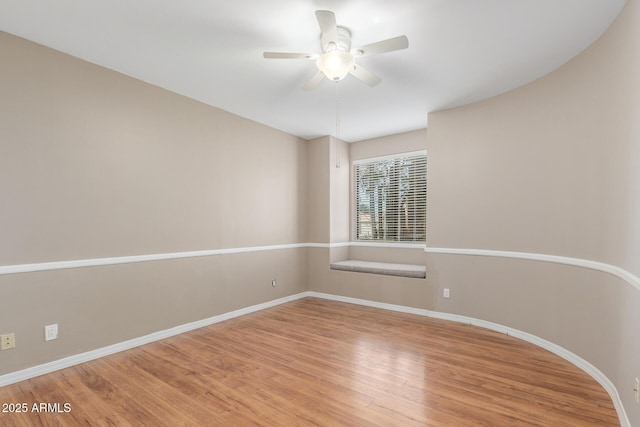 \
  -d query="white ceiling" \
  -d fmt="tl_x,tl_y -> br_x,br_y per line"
0,0 -> 626,142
